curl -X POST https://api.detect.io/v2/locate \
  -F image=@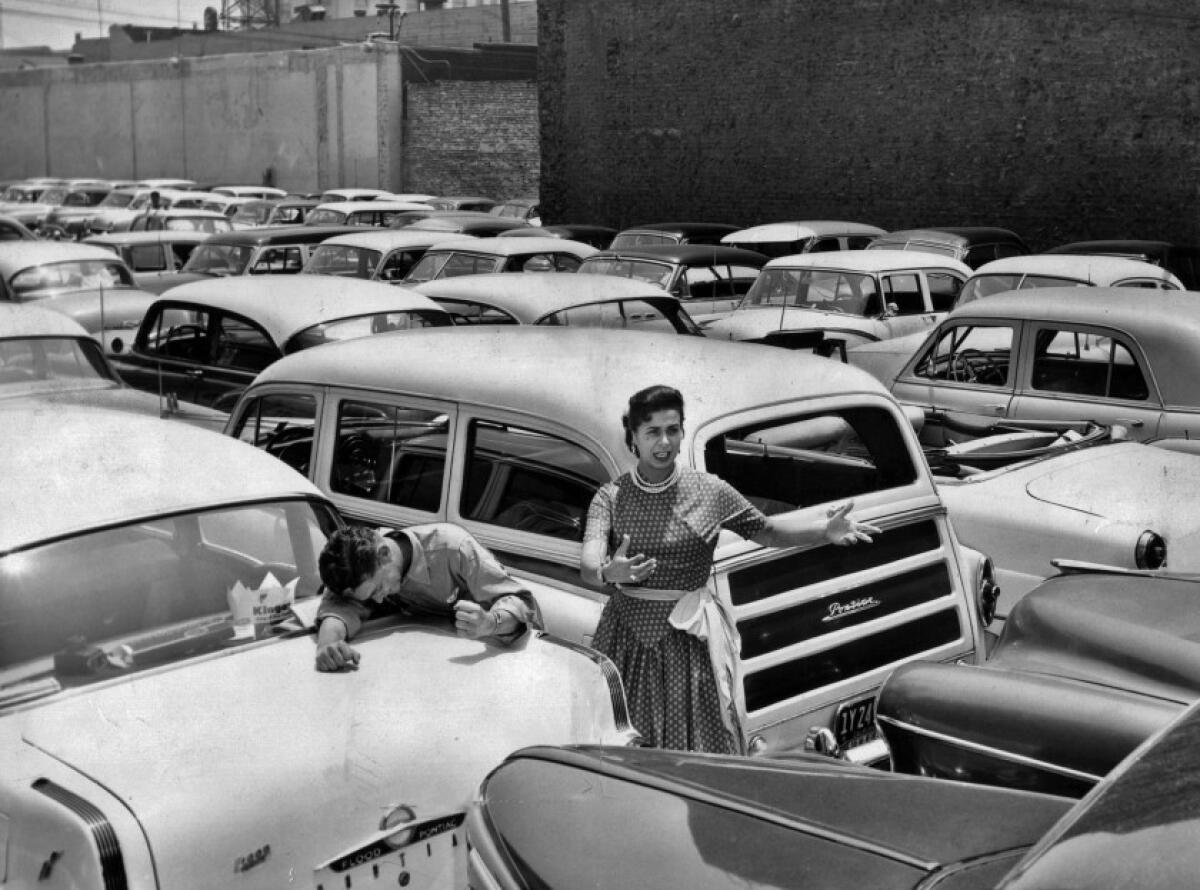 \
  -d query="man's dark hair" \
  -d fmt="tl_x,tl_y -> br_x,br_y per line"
318,526 -> 380,595
622,384 -> 685,451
